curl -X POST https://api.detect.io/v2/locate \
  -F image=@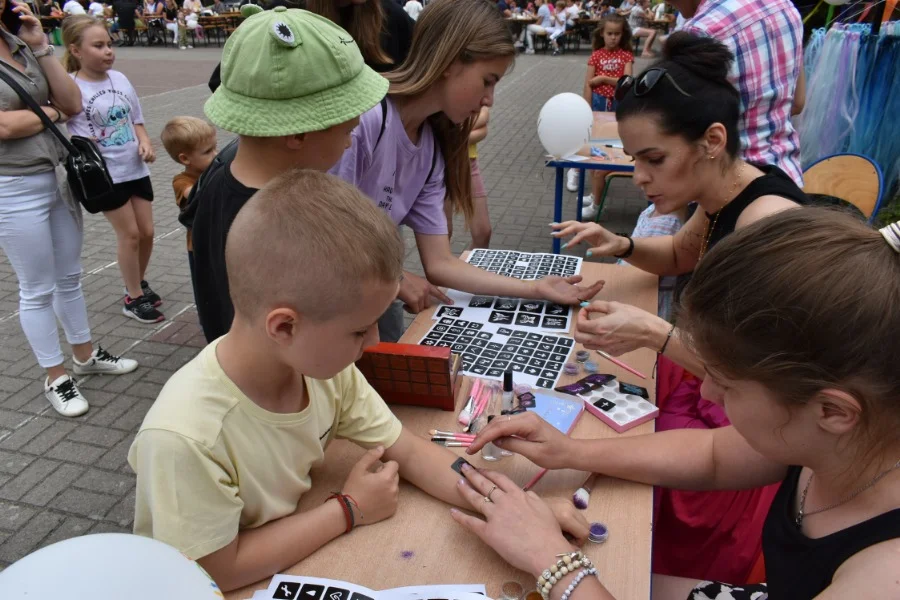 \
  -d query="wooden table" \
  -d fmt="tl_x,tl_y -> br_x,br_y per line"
227,262 -> 658,600
546,112 -> 635,253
